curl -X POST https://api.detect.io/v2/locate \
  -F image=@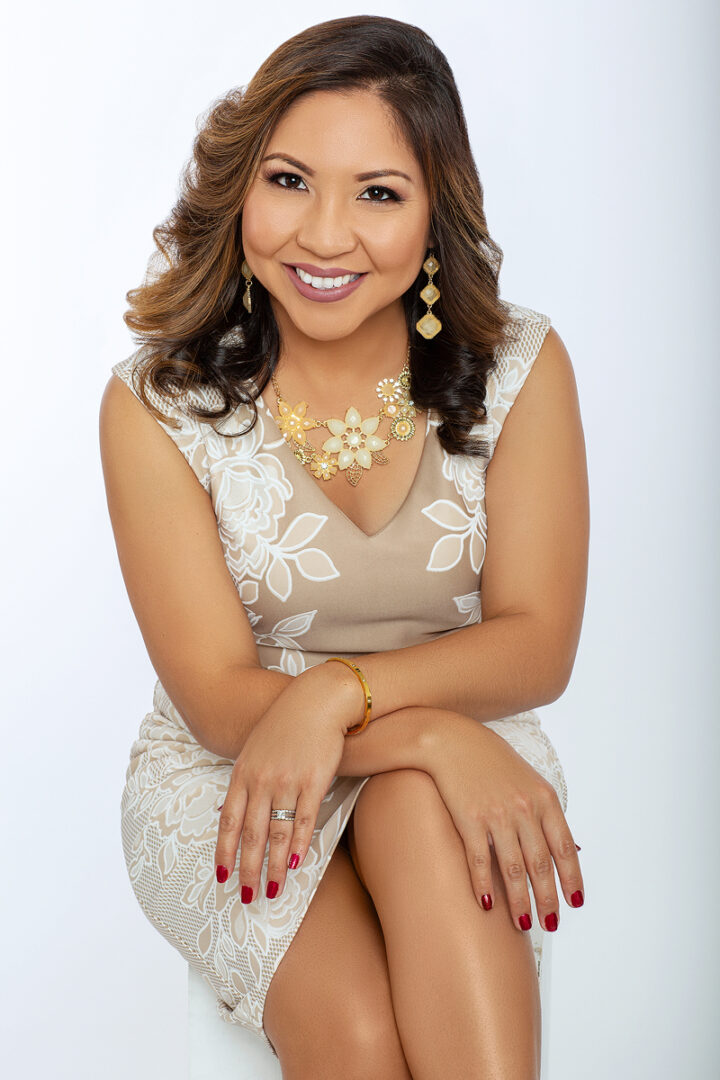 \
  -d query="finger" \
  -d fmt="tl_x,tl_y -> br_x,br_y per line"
286,786 -> 323,874
517,818 -> 561,933
214,784 -> 249,886
489,819 -> 533,932
265,794 -> 297,900
460,821 -> 495,911
541,795 -> 585,909
237,788 -> 272,905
